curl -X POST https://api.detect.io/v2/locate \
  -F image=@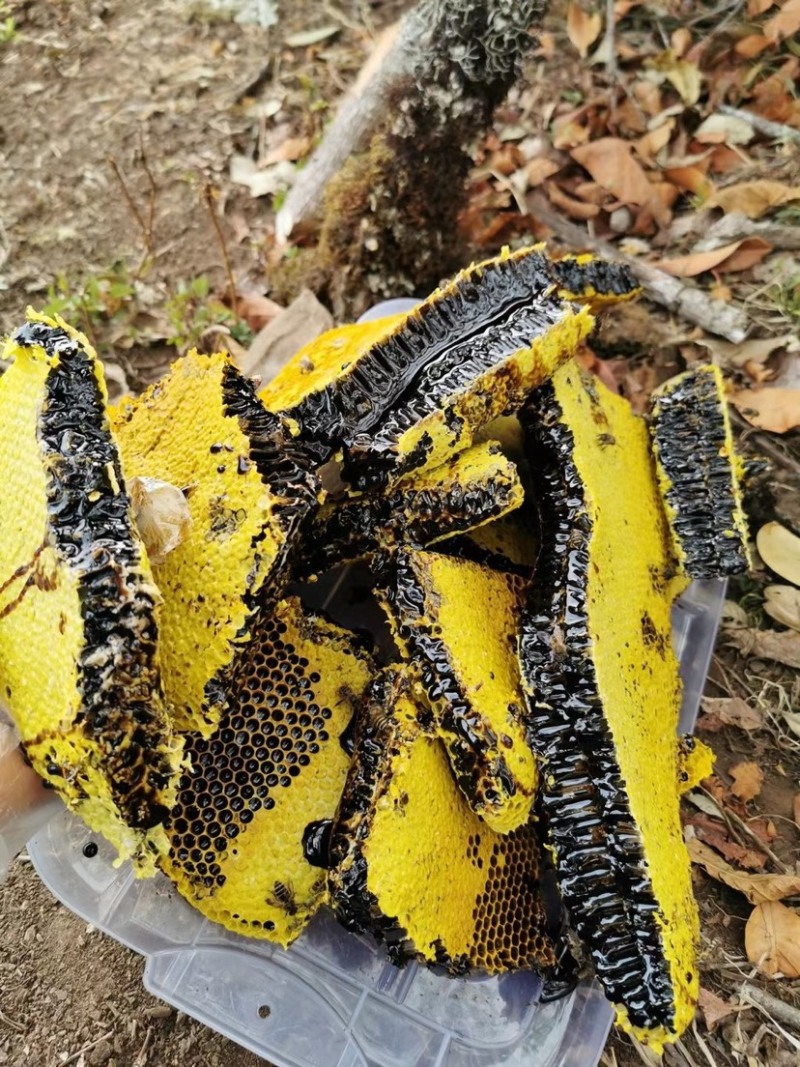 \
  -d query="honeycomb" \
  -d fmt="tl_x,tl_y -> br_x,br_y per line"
111,351 -> 319,735
544,252 -> 642,309
0,315 -> 182,875
160,596 -> 374,947
329,671 -> 555,975
380,549 -> 537,834
297,439 -> 524,578
518,360 -> 701,1049
649,364 -> 750,579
